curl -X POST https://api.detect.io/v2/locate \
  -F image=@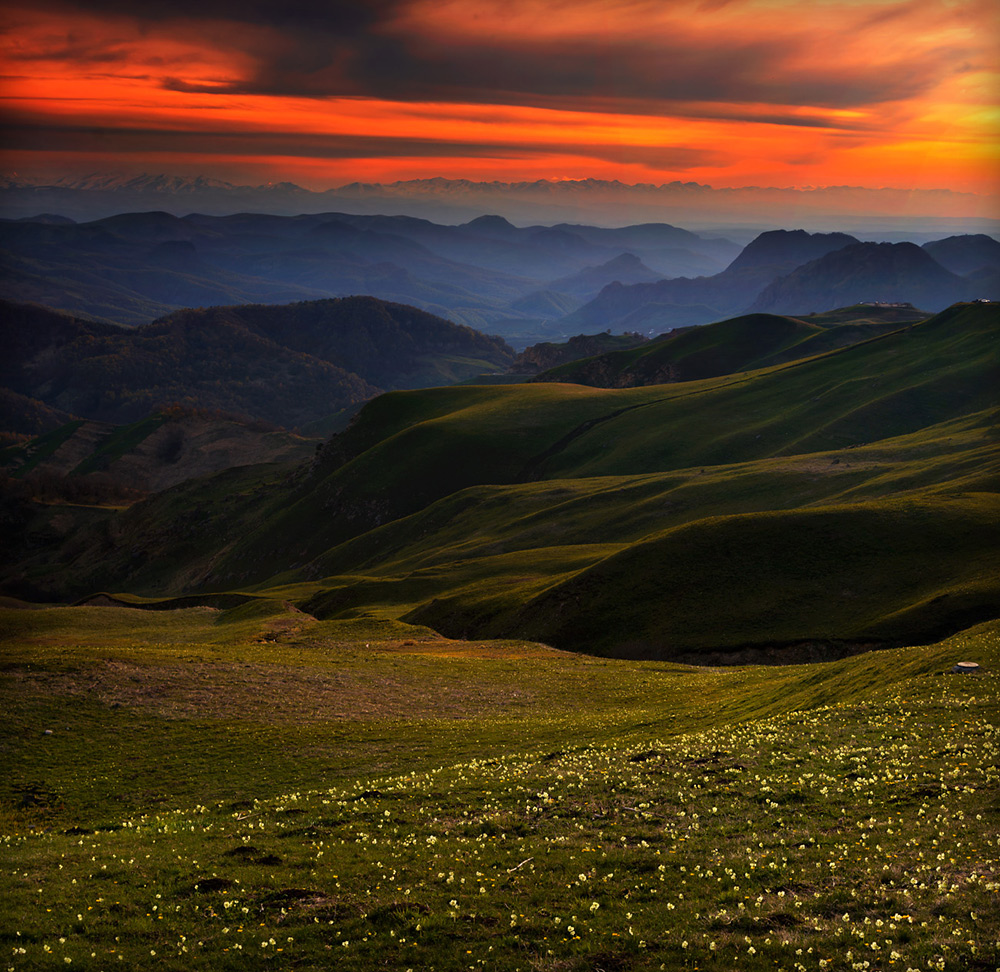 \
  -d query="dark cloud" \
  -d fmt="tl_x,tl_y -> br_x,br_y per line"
152,29 -> 948,115
20,0 -> 978,114
5,41 -> 134,64
0,117 -> 724,169
38,0 -> 402,34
